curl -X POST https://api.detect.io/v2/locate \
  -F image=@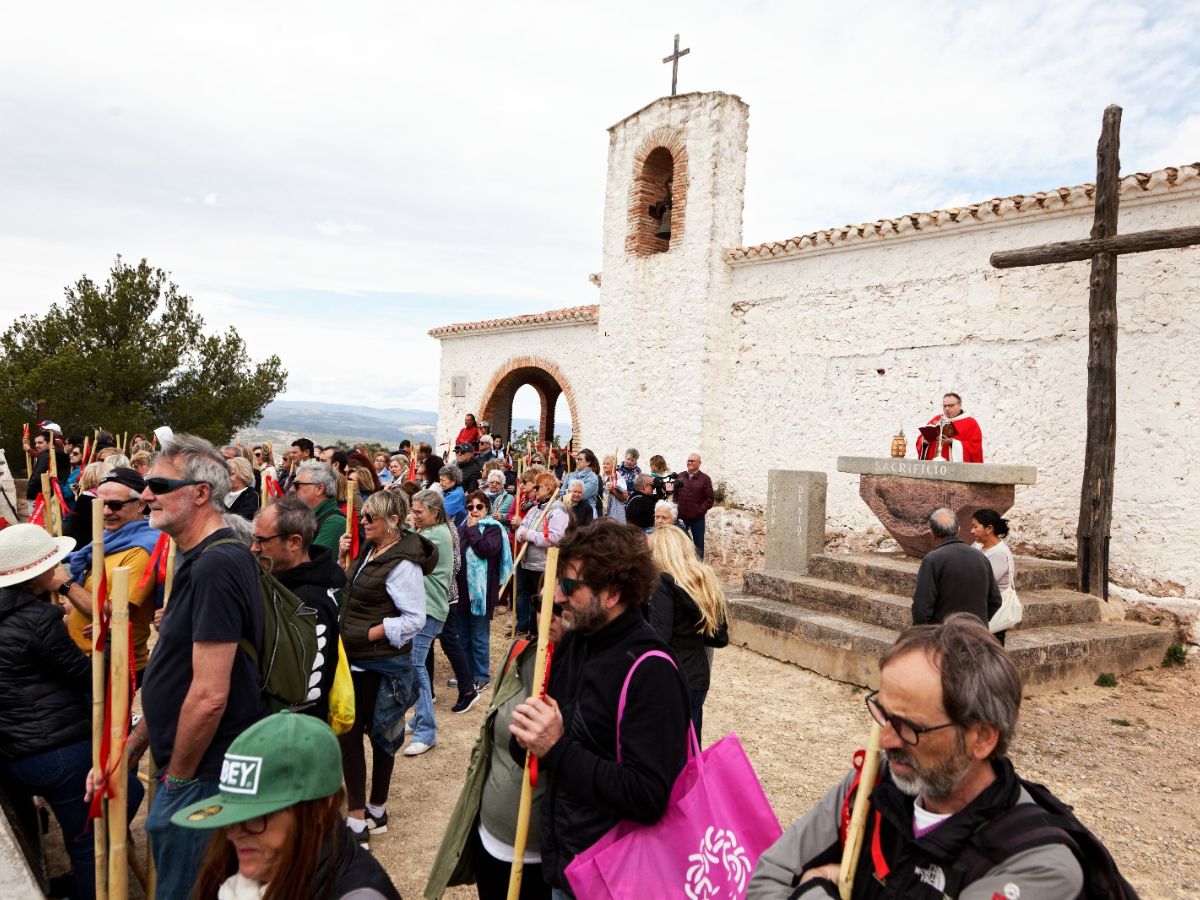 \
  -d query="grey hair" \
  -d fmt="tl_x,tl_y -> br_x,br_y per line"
159,434 -> 230,511
221,512 -> 255,546
363,489 -> 410,535
486,469 -> 505,485
227,456 -> 254,488
263,495 -> 316,549
105,454 -> 131,469
478,434 -> 493,445
439,464 -> 462,486
412,489 -> 448,525
654,499 -> 678,519
297,460 -> 337,499
634,473 -> 655,491
929,508 -> 959,539
881,613 -> 1021,758
624,448 -> 640,461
